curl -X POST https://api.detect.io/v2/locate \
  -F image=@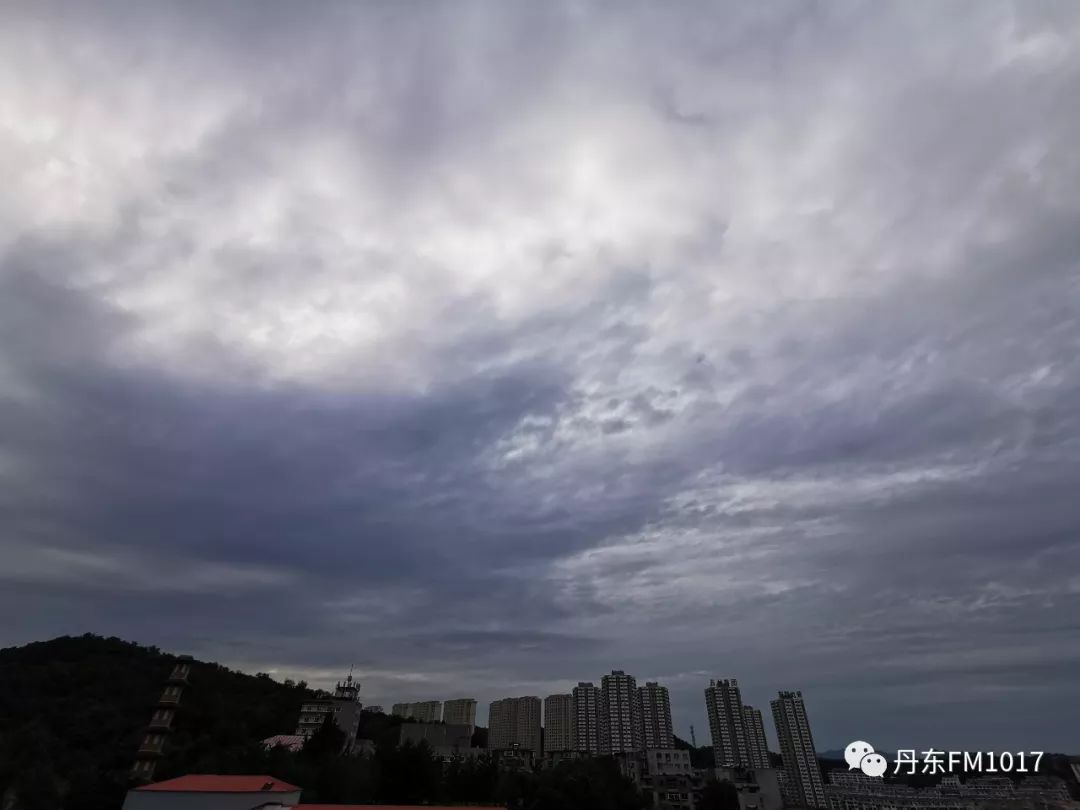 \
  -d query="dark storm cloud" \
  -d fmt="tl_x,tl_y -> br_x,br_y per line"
2,0 -> 1080,752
